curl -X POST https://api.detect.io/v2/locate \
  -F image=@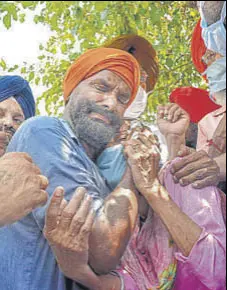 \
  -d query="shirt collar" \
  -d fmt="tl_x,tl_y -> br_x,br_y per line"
60,119 -> 79,144
212,105 -> 226,117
